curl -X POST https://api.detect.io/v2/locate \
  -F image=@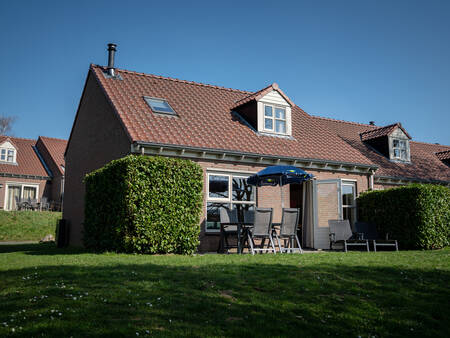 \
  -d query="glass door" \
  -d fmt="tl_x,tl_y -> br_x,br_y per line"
6,185 -> 21,210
